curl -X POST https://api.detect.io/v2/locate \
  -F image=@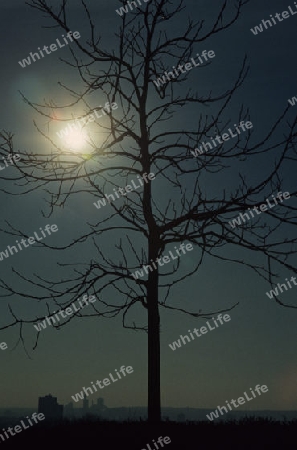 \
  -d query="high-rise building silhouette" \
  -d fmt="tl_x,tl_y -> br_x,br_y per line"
64,401 -> 74,417
96,397 -> 107,412
83,394 -> 89,412
38,394 -> 63,419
